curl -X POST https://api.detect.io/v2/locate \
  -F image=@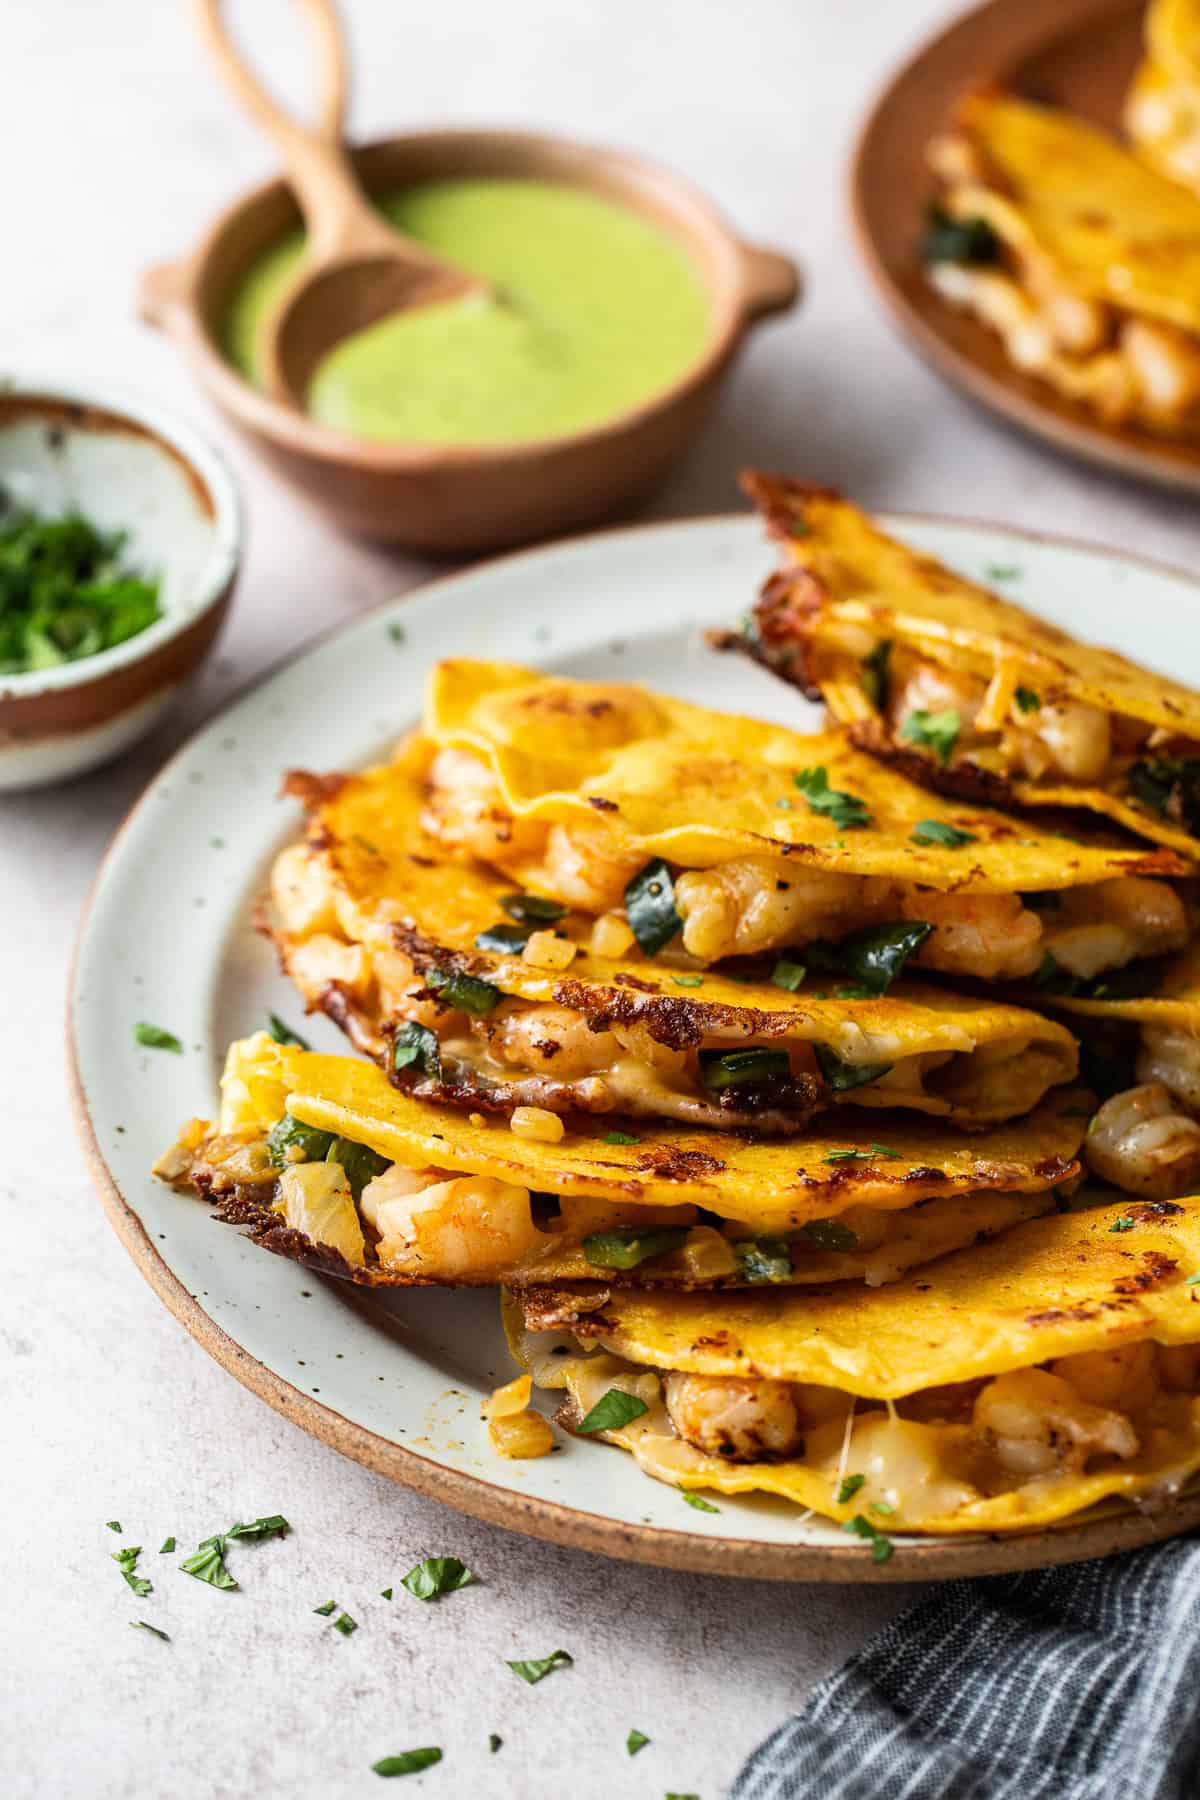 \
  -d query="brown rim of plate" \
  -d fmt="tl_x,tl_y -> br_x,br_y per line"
67,506 -> 1200,1582
850,0 -> 1200,497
